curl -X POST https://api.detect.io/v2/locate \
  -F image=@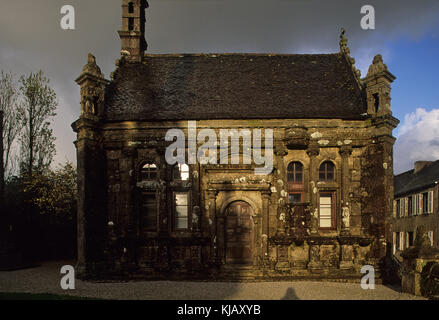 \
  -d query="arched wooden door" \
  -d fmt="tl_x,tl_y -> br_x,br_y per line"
225,201 -> 255,265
